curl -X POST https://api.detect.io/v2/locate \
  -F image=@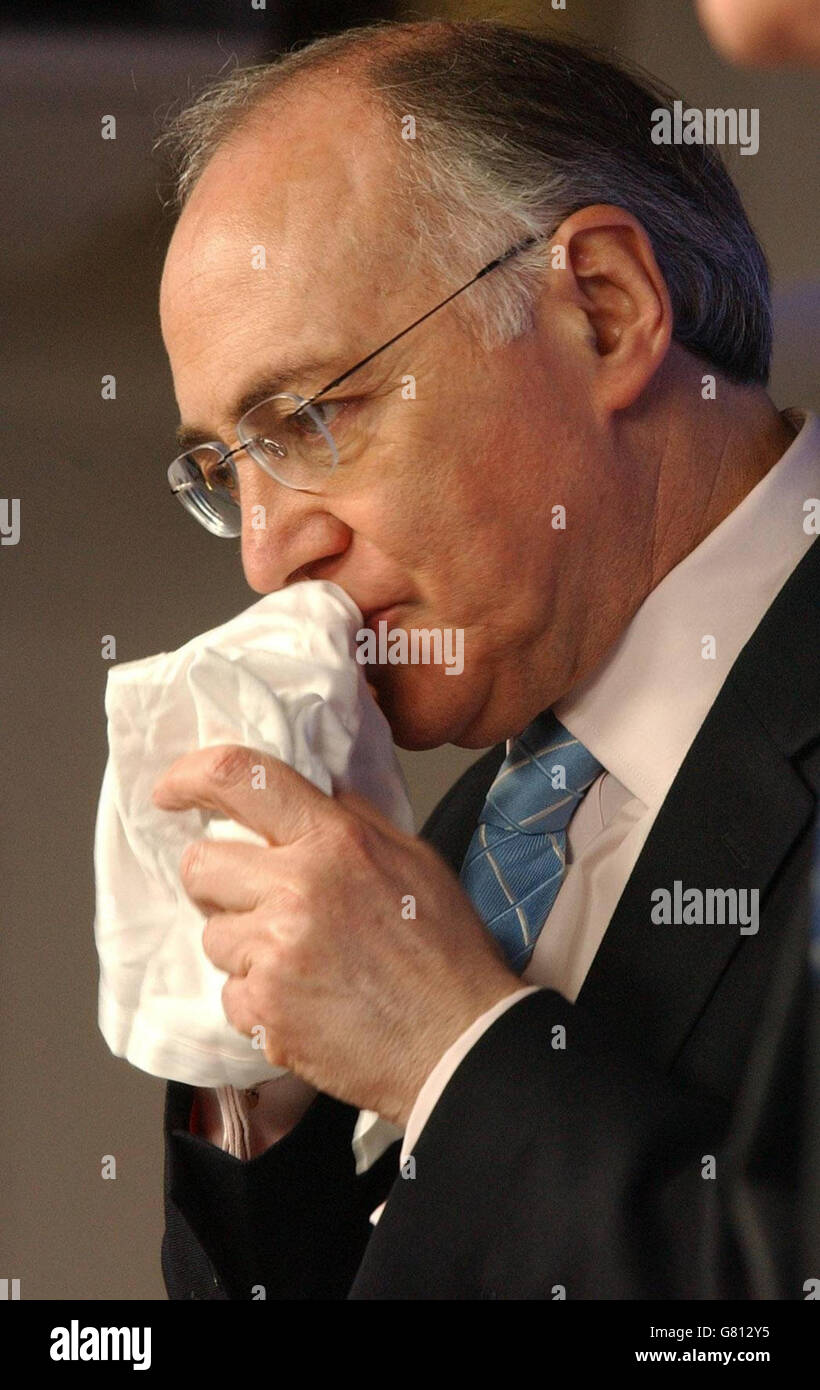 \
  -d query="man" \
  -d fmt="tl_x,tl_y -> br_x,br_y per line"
153,22 -> 819,1298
